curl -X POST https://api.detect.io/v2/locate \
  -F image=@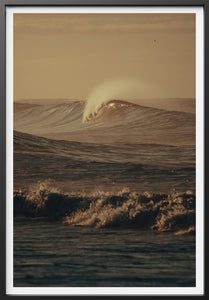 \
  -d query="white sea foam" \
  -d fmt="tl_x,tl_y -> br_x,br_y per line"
63,189 -> 195,234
